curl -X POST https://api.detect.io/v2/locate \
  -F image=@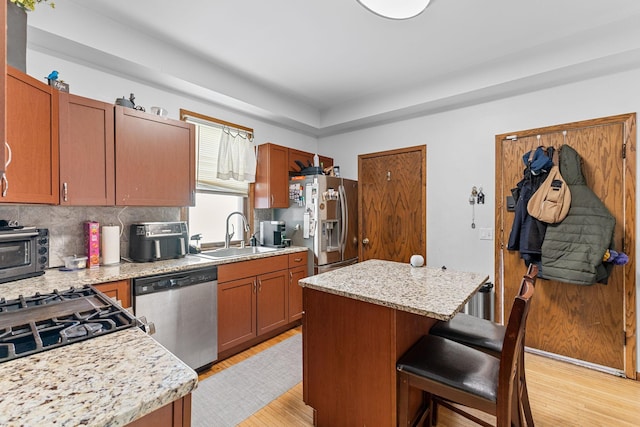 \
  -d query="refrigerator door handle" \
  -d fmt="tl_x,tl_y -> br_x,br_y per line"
339,183 -> 348,256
